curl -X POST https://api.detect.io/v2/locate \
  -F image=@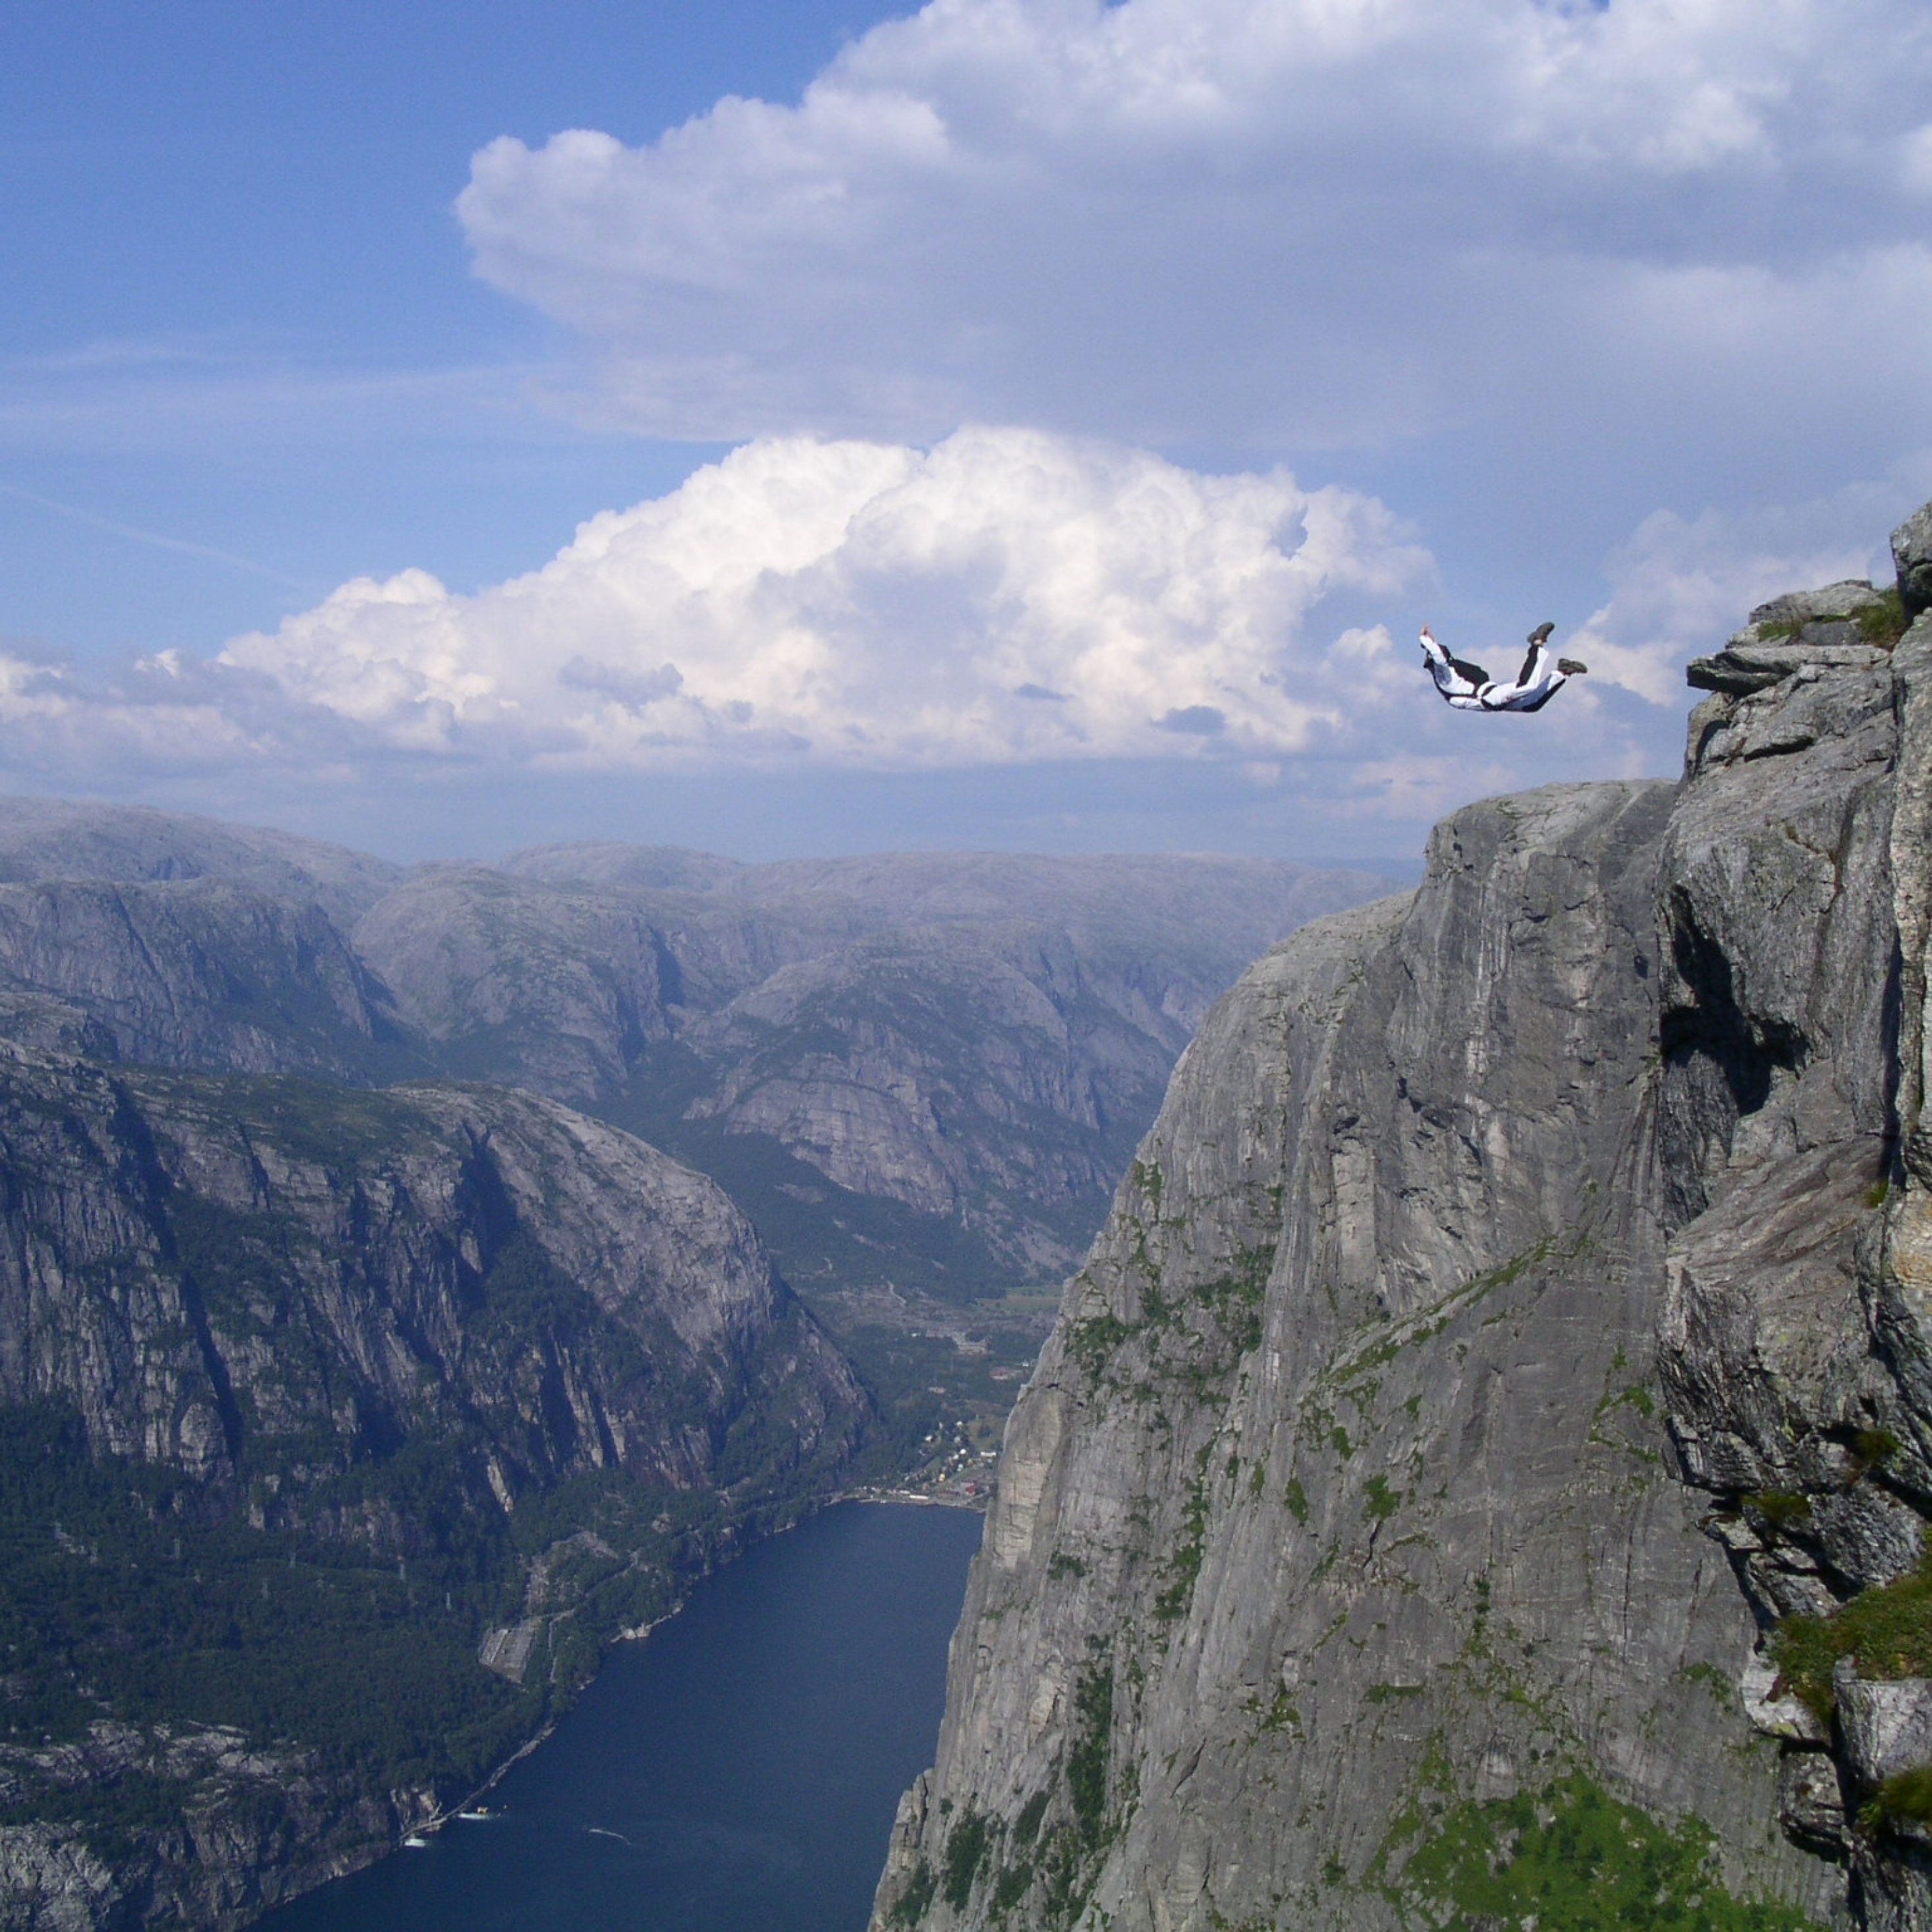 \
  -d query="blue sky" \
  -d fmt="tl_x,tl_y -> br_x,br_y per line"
0,2 -> 884,643
3,0 -> 1929,868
